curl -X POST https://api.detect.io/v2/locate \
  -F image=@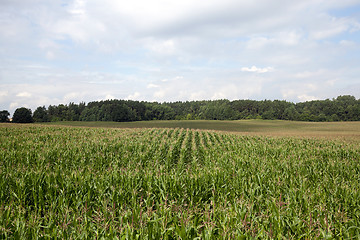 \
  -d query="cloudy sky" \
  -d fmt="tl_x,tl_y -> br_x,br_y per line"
1,0 -> 360,113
